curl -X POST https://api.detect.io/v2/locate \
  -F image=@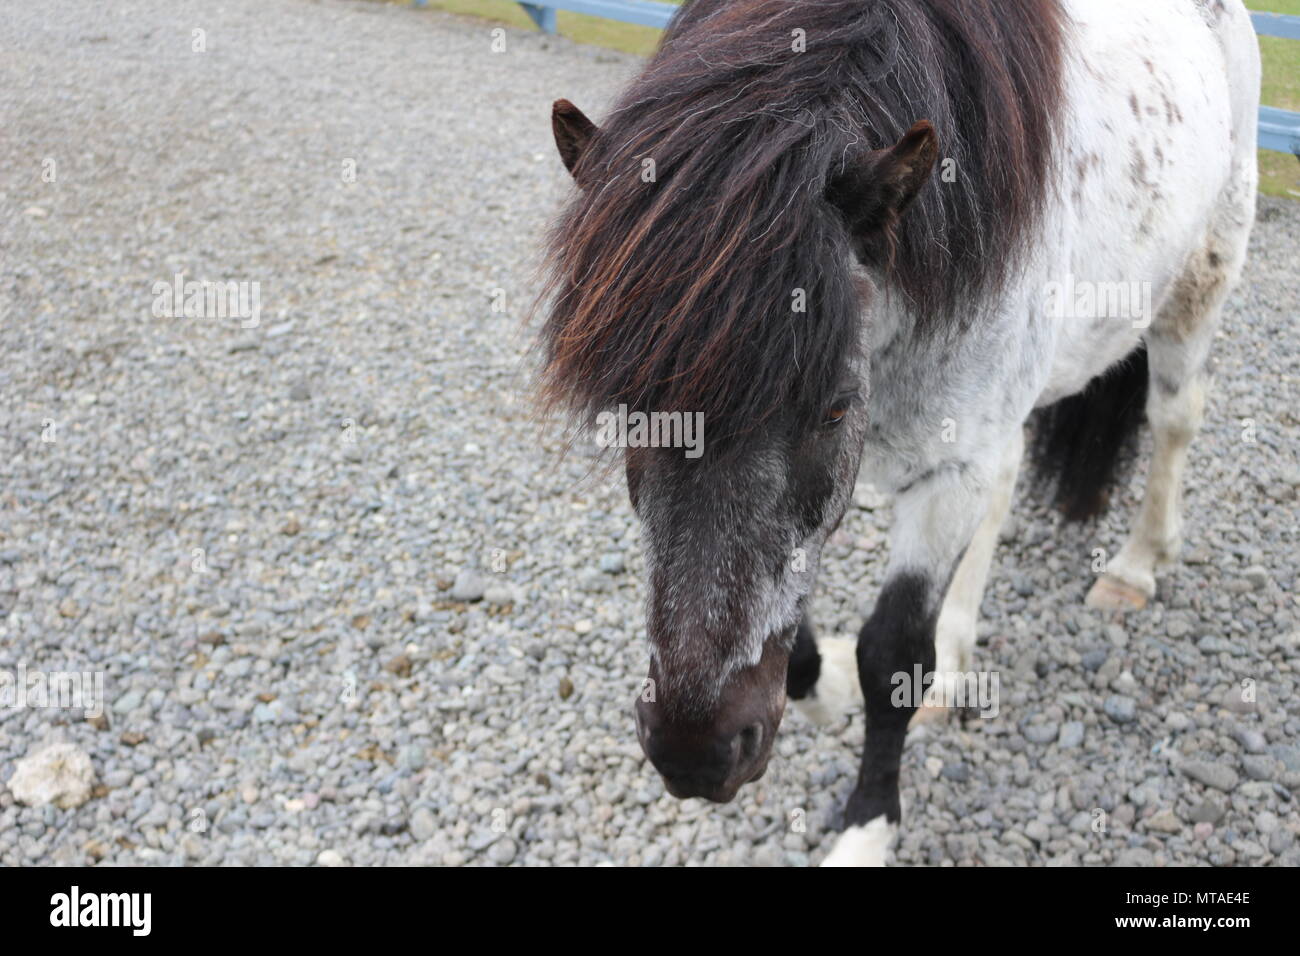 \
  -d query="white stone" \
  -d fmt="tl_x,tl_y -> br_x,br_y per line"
7,743 -> 96,809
